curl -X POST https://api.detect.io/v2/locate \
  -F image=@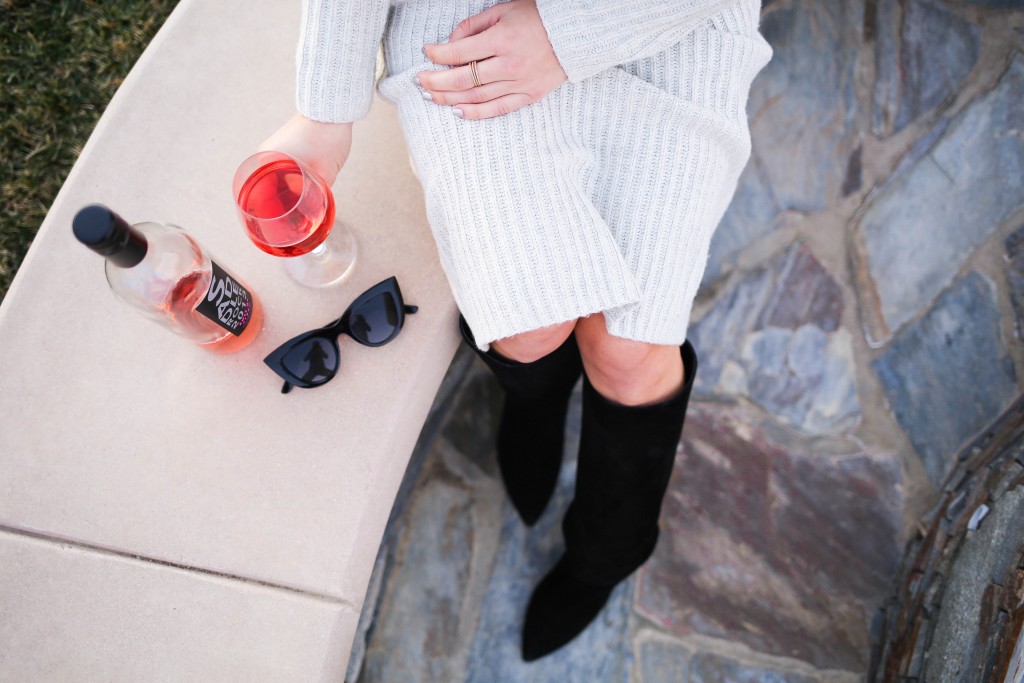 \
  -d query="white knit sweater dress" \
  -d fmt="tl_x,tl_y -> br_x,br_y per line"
296,0 -> 772,353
